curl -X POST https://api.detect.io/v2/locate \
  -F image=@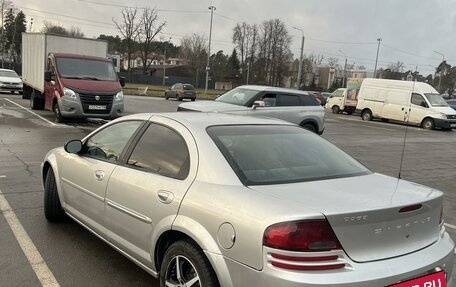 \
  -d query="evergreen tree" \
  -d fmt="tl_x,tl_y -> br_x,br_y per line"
13,10 -> 26,61
227,49 -> 240,79
4,7 -> 15,51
